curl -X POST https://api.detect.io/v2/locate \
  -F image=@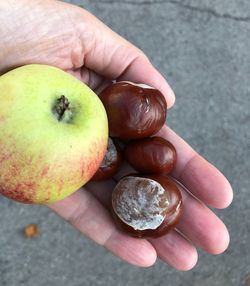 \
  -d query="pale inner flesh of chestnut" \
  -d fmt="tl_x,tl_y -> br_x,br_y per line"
112,176 -> 169,230
100,138 -> 117,168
